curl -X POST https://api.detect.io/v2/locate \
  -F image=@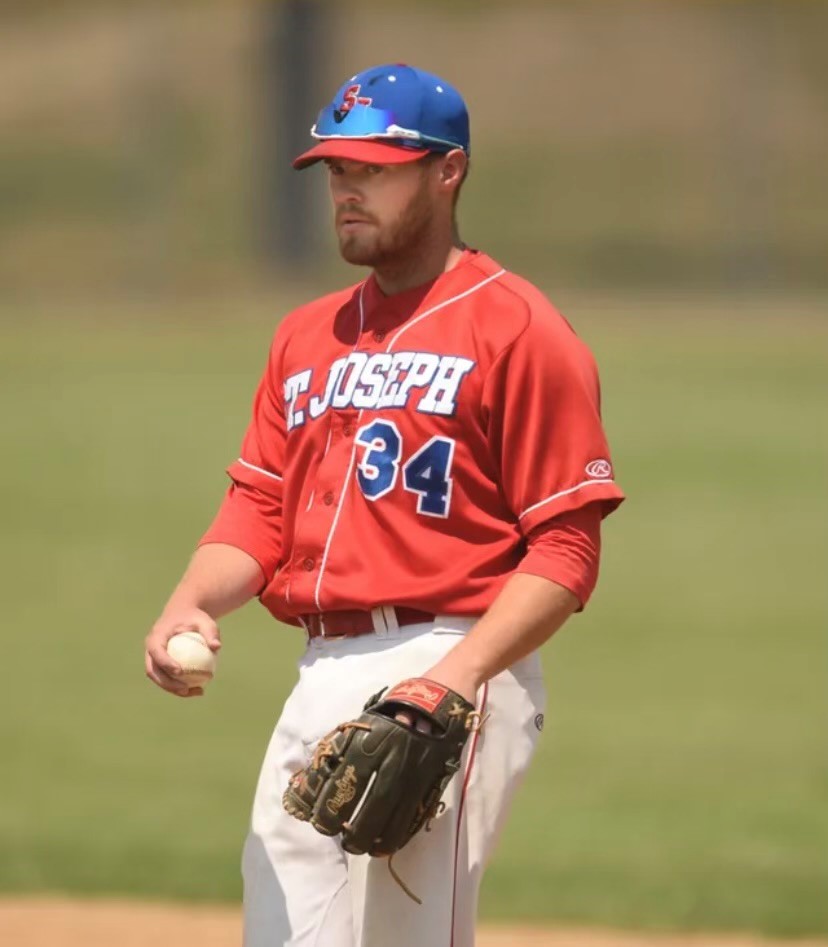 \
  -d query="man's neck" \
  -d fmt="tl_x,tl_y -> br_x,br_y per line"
373,237 -> 467,297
